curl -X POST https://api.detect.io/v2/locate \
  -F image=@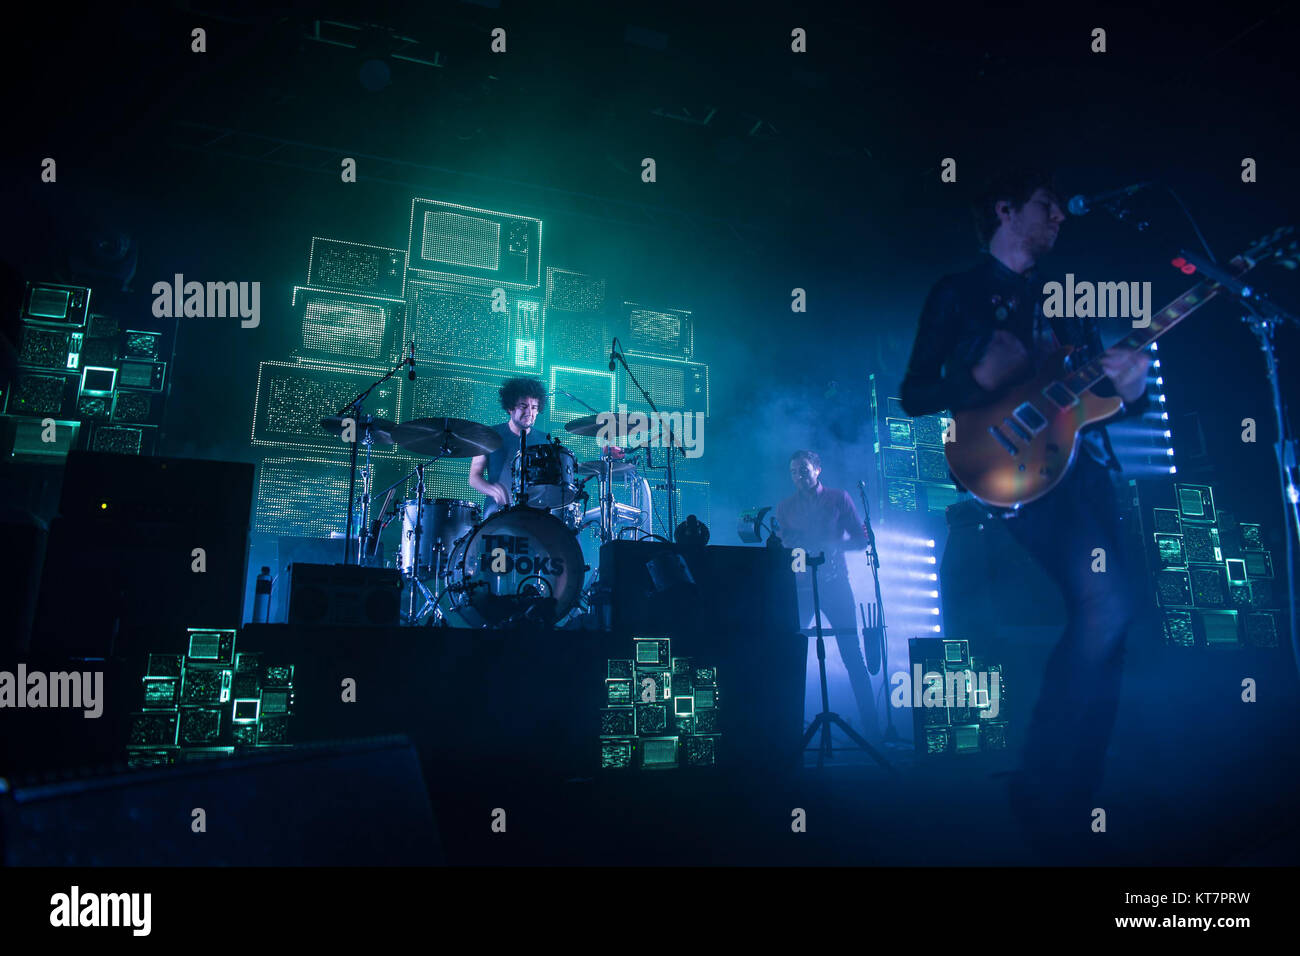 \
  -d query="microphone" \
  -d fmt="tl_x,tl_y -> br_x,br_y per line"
408,341 -> 416,381
608,338 -> 619,372
1066,181 -> 1156,216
